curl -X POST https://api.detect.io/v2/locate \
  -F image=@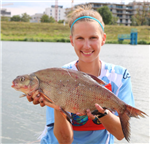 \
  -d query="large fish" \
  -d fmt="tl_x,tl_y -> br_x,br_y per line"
11,68 -> 147,142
